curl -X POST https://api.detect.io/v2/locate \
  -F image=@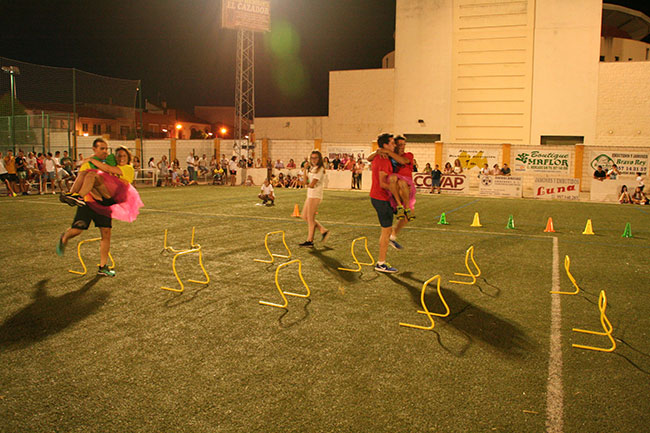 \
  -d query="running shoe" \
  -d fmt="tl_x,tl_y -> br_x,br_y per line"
97,265 -> 116,277
389,239 -> 403,250
321,230 -> 331,243
374,263 -> 398,273
56,233 -> 66,257
396,205 -> 406,220
299,241 -> 314,248
405,208 -> 416,221
63,193 -> 86,207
